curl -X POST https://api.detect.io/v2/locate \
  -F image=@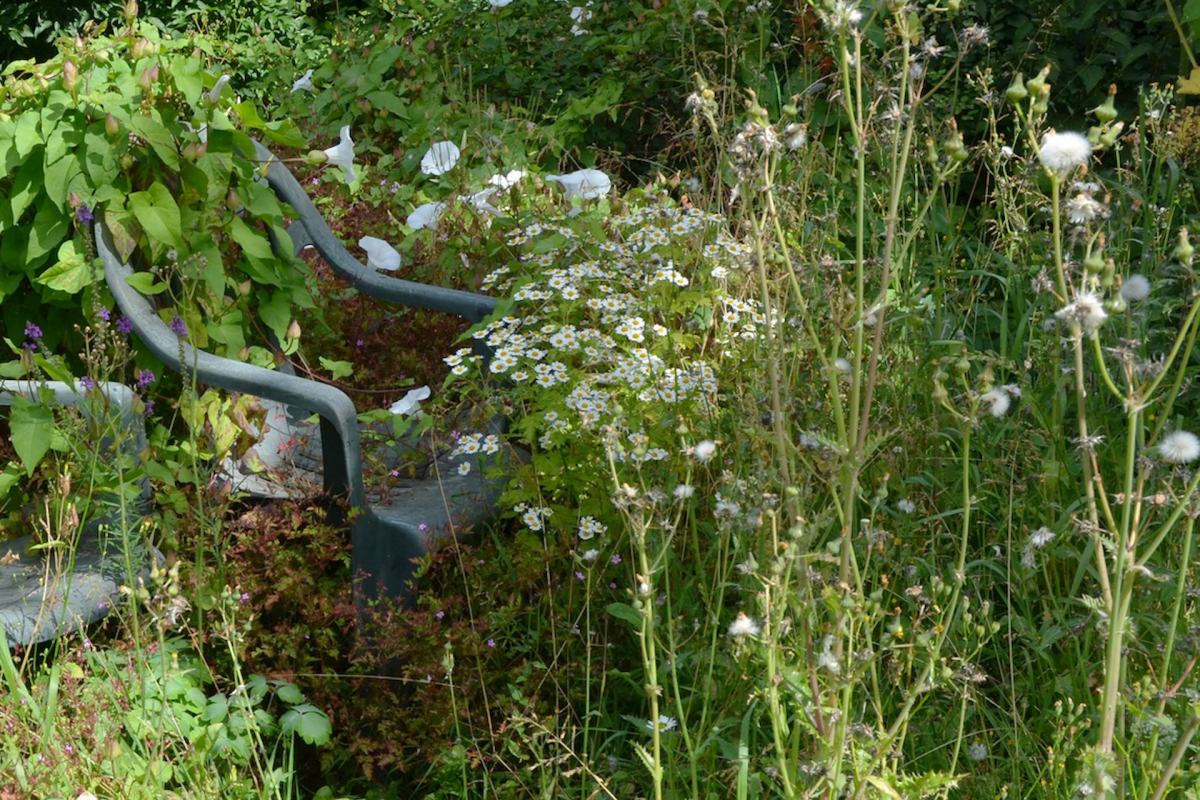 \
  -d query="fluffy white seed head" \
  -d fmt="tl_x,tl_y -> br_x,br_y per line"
1120,274 -> 1150,302
691,440 -> 717,462
728,612 -> 761,638
1038,131 -> 1092,175
1158,430 -> 1200,464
